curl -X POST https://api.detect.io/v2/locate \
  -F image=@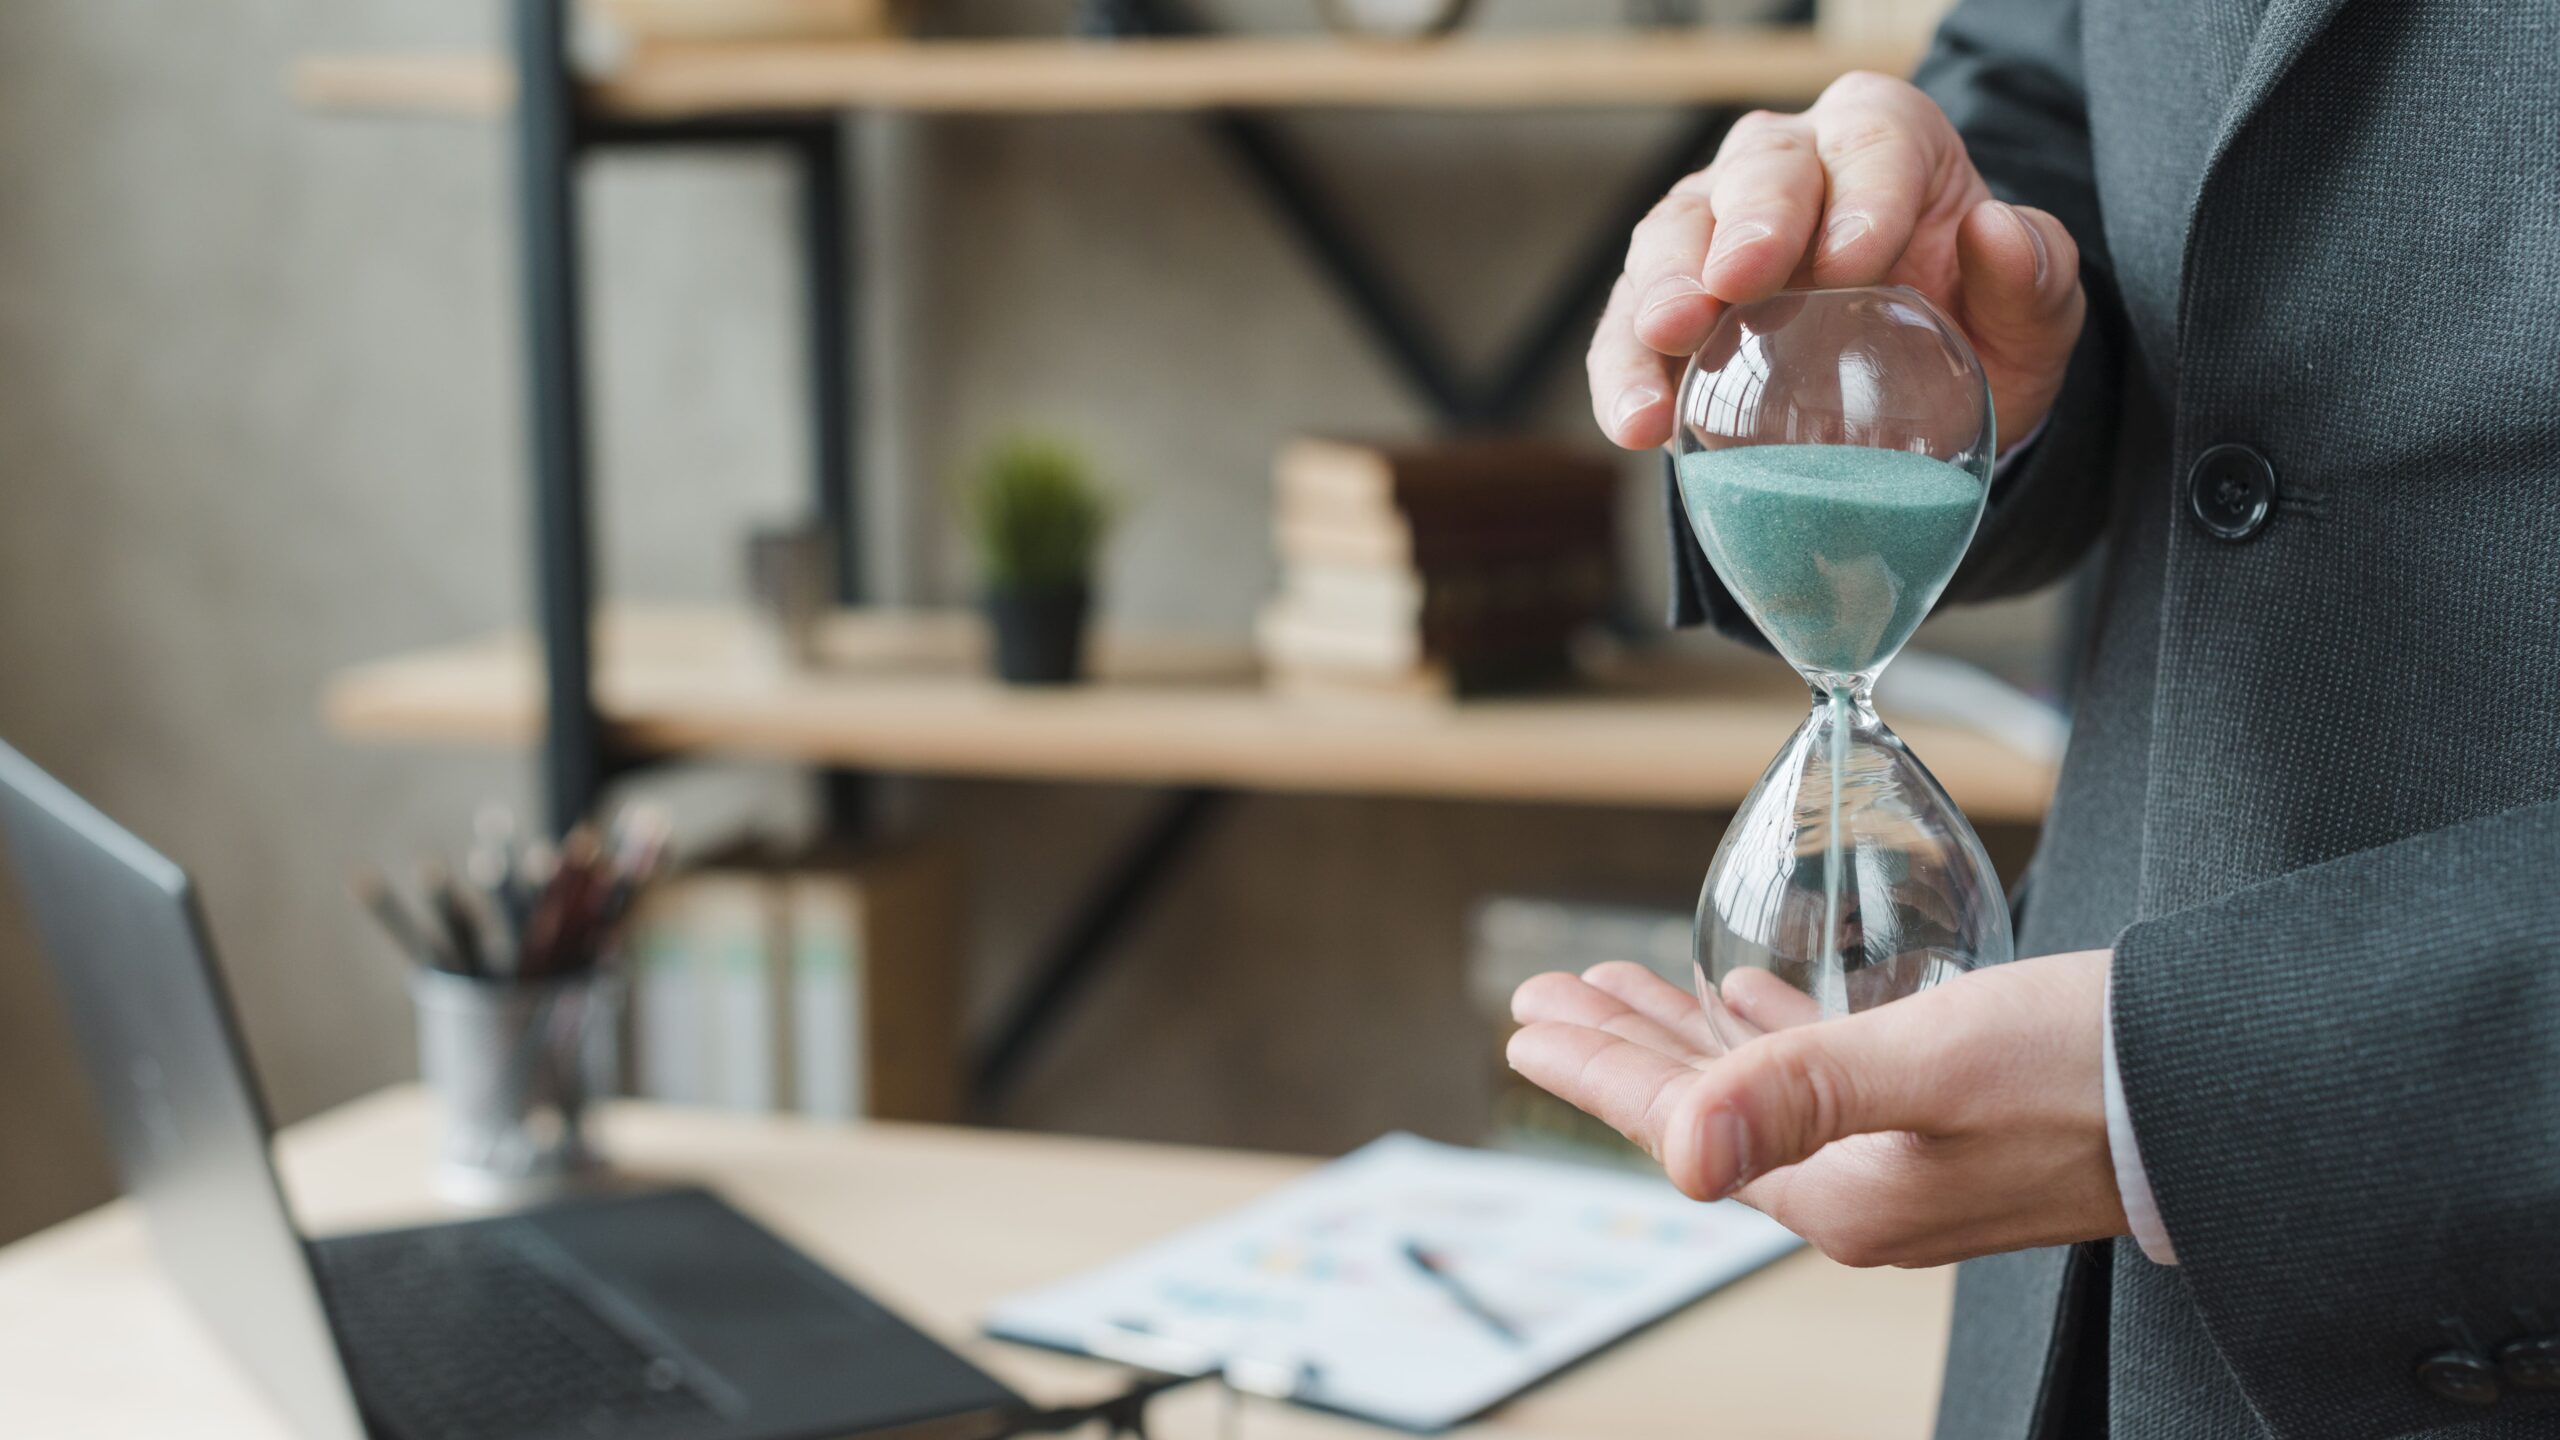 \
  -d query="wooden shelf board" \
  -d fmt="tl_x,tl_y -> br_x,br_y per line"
321,607 -> 2056,821
292,31 -> 1913,120
293,54 -> 514,117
